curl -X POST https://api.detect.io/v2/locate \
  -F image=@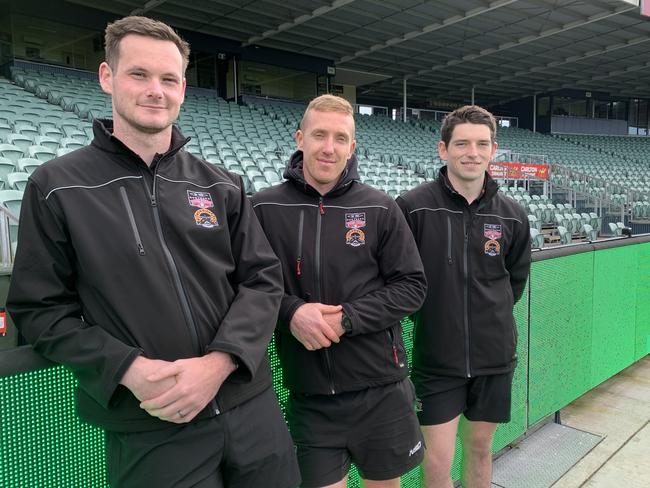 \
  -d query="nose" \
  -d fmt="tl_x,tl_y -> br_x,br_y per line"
145,78 -> 164,99
466,142 -> 479,158
322,136 -> 335,154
